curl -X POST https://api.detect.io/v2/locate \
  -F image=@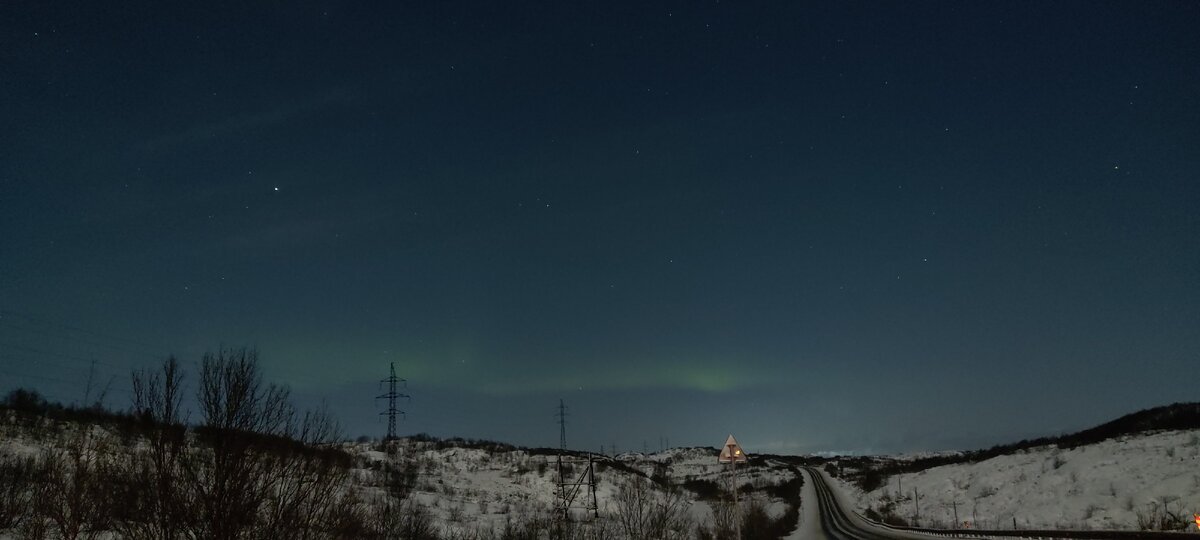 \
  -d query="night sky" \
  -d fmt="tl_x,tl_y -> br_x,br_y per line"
2,2 -> 1198,454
